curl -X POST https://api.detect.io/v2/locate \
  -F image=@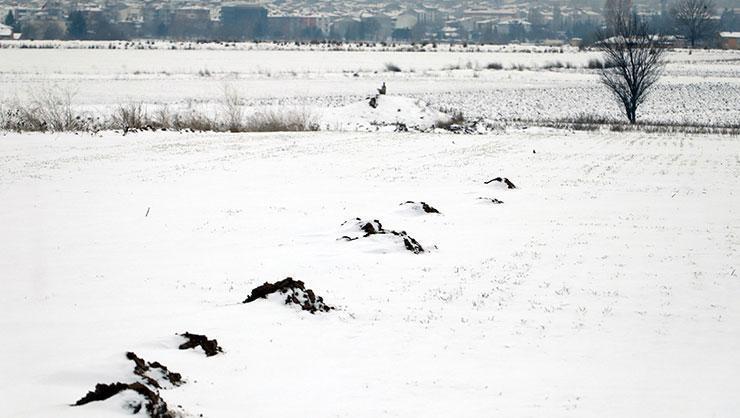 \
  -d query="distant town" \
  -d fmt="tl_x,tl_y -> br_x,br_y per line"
1,0 -> 739,47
